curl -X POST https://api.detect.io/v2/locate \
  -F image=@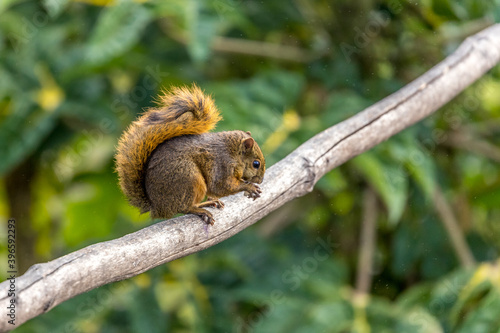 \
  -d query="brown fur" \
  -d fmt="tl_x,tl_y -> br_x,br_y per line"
115,85 -> 265,224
